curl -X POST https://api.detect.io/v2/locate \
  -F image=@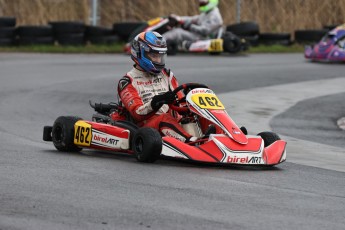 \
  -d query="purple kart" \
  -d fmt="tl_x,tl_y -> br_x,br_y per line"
305,24 -> 345,62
